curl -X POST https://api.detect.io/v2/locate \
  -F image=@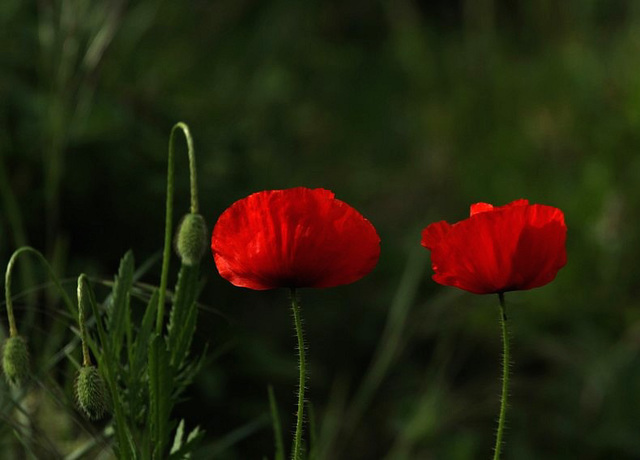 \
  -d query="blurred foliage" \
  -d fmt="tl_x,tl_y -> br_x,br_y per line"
2,0 -> 640,458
